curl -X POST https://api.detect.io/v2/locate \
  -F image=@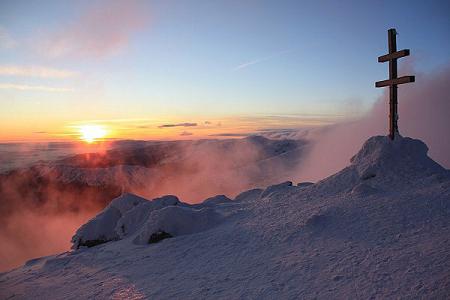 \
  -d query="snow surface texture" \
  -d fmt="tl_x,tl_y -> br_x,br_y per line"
1,135 -> 450,299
